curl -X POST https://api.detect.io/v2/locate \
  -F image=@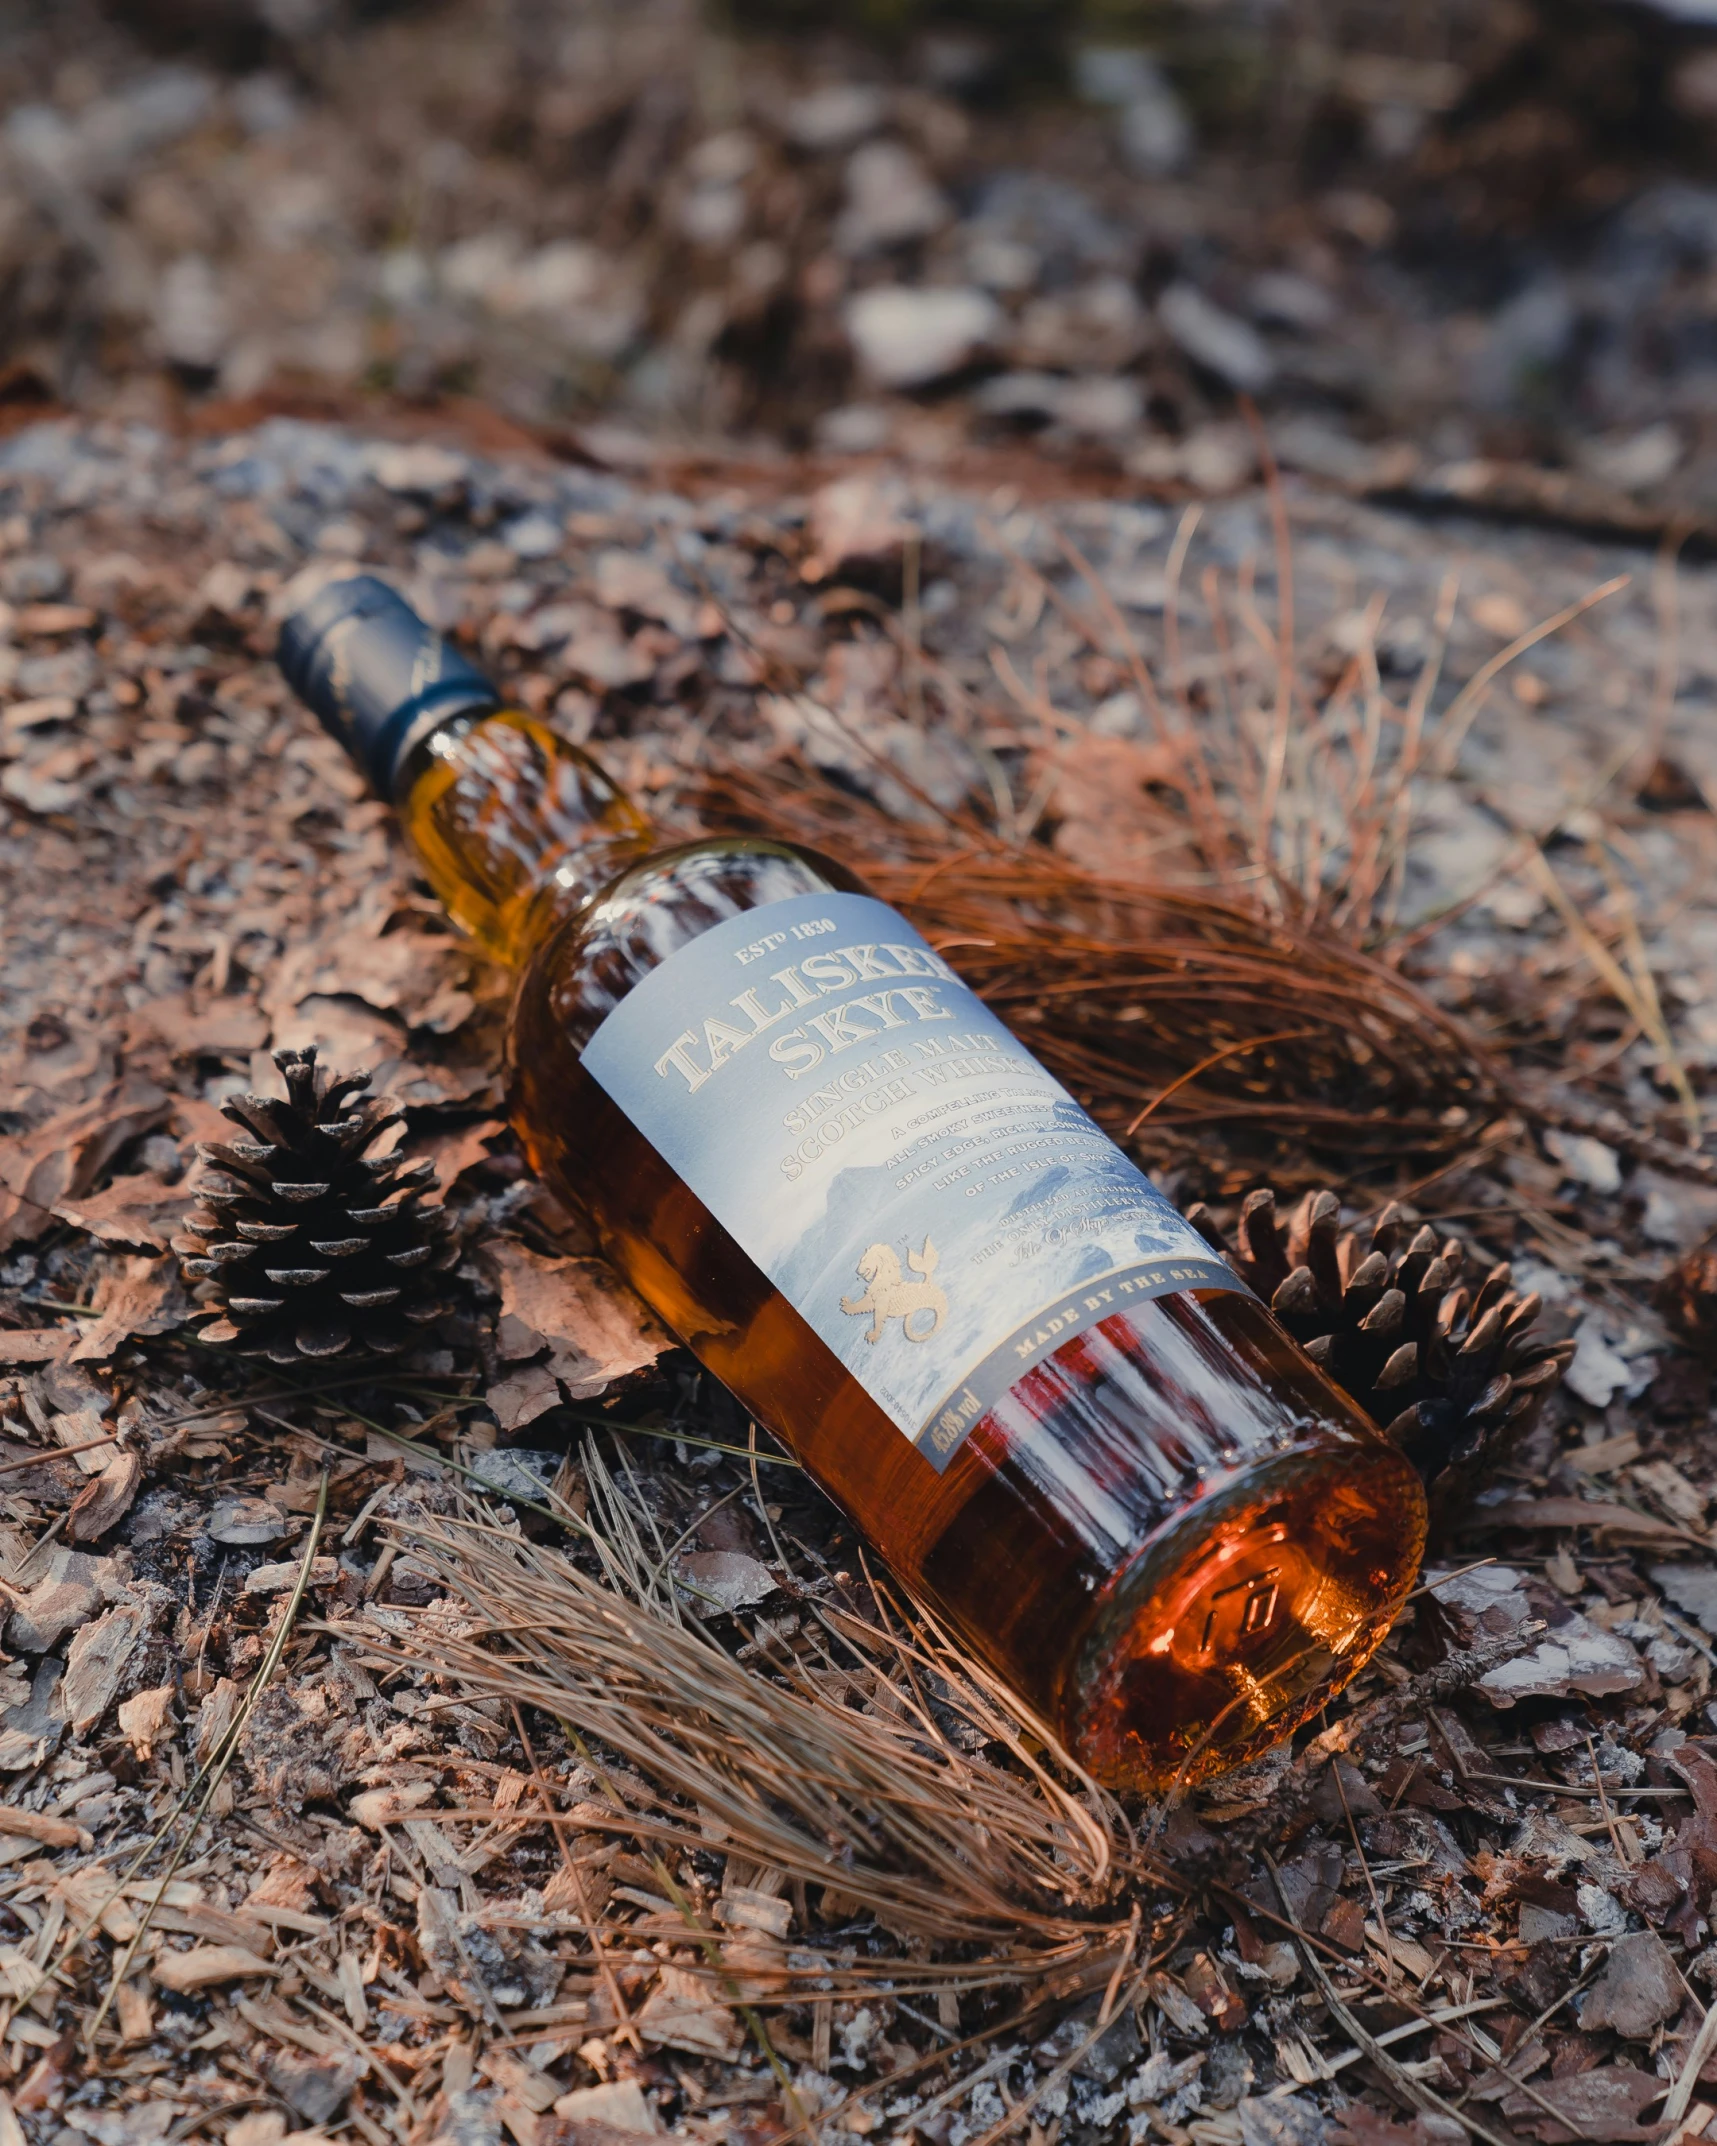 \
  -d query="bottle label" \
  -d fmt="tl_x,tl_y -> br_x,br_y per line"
581,893 -> 1245,1470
